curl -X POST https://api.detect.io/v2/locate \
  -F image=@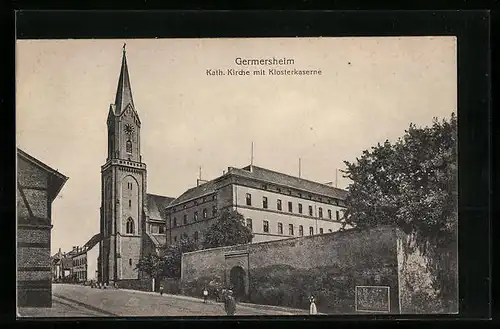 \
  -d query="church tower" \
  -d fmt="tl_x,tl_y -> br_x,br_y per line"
99,45 -> 147,284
